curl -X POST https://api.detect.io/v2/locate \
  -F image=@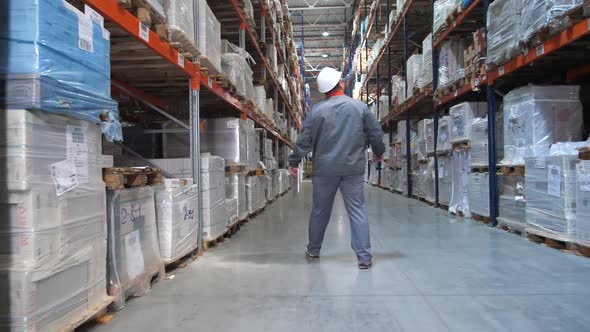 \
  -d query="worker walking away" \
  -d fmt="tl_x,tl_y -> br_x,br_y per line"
288,67 -> 385,269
